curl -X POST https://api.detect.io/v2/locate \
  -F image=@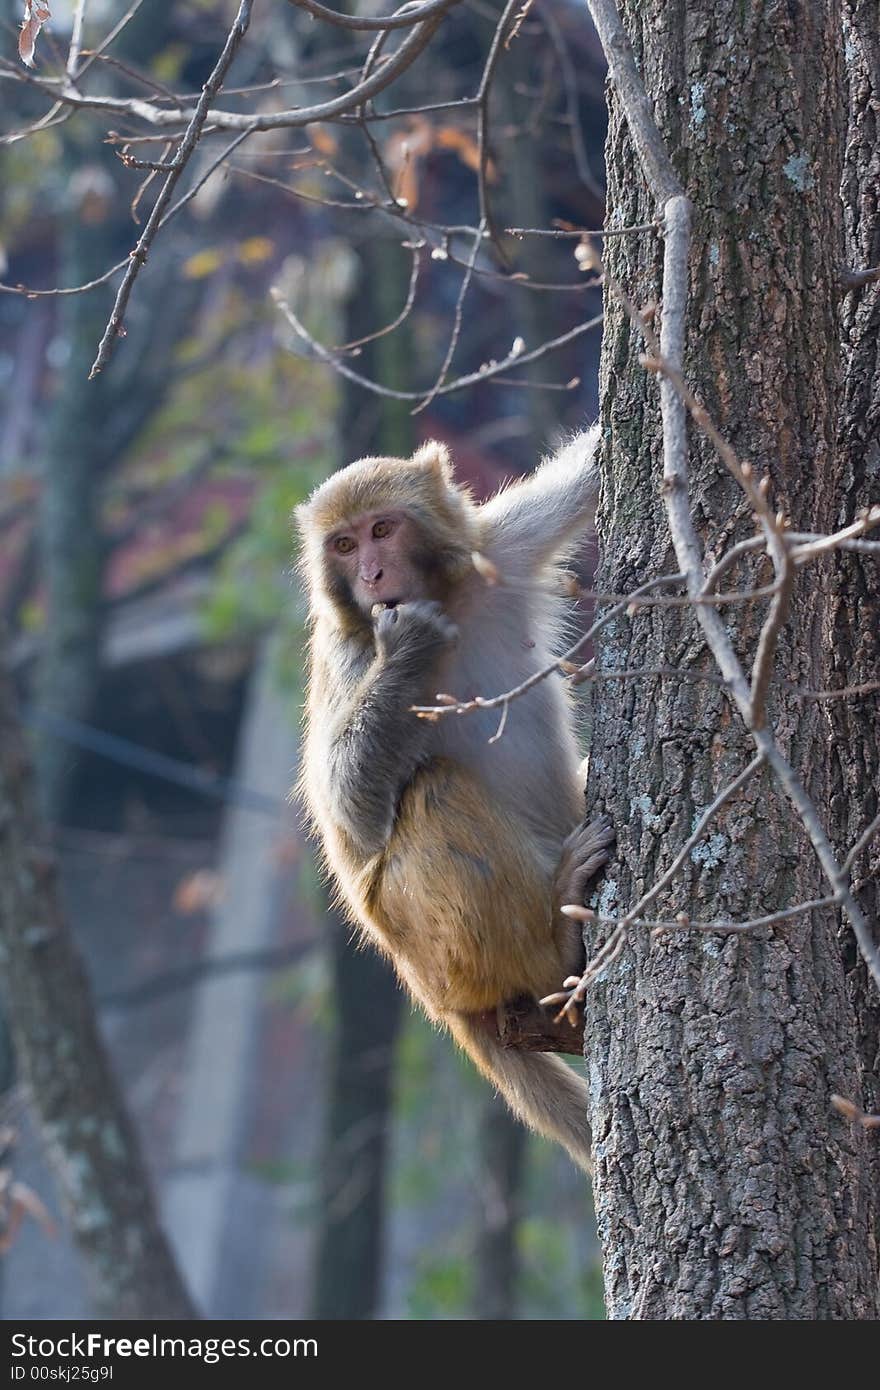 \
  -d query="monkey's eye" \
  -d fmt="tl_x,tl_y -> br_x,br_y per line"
333,536 -> 356,555
372,519 -> 394,539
